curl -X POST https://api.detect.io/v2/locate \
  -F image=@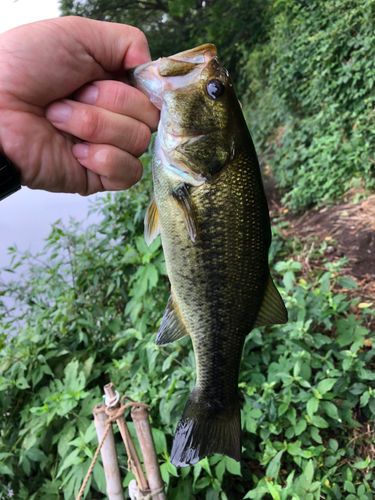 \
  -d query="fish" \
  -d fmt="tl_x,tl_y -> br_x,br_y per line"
128,44 -> 288,467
